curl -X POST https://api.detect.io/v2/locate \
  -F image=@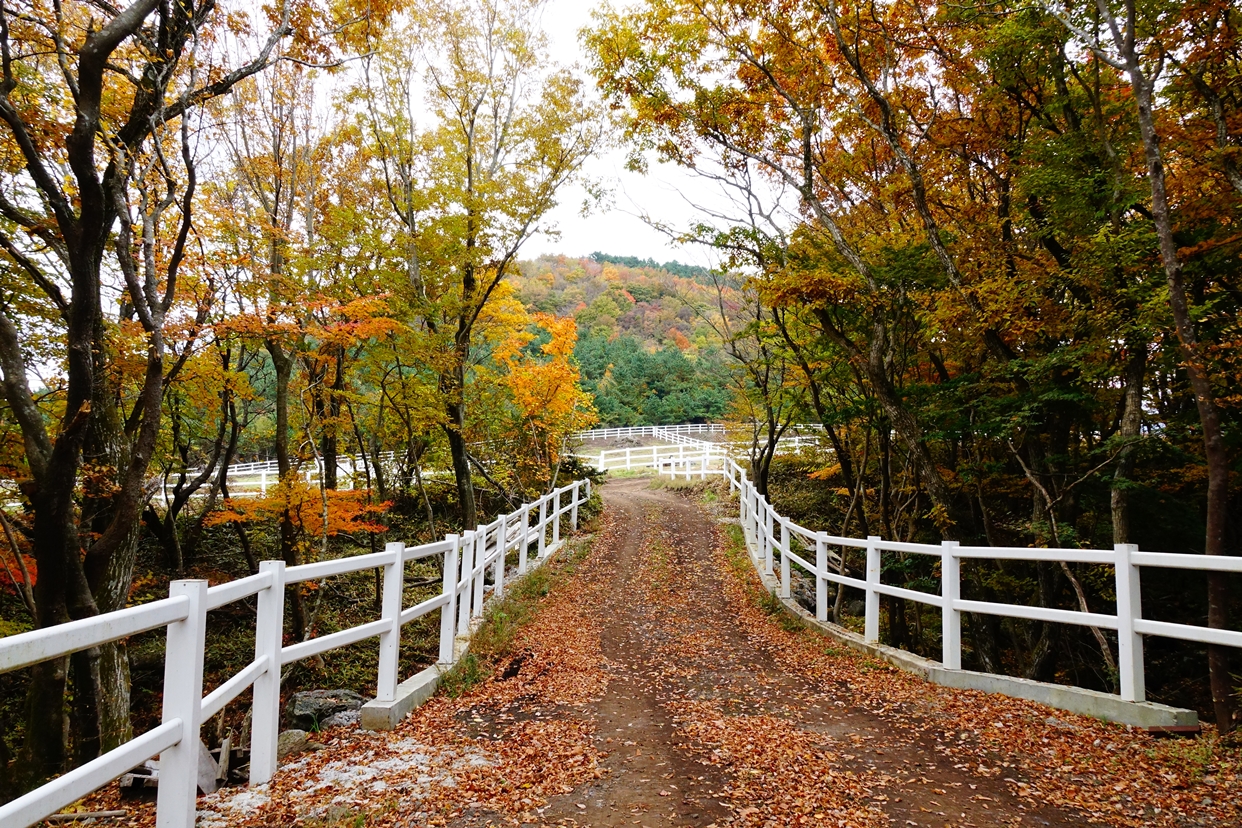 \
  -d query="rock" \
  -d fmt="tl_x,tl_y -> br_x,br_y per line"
285,689 -> 365,730
845,599 -> 866,617
322,709 -> 361,729
277,729 -> 310,759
